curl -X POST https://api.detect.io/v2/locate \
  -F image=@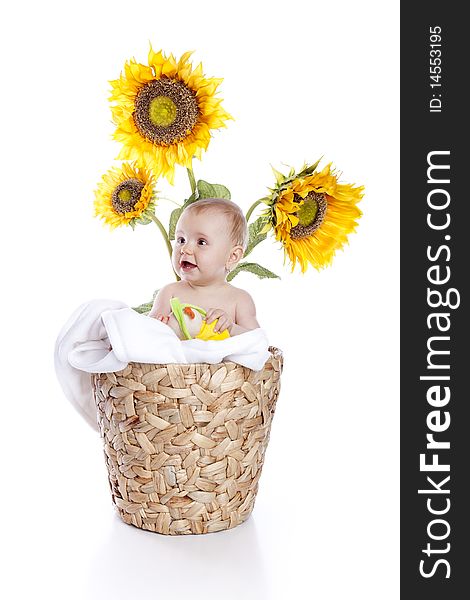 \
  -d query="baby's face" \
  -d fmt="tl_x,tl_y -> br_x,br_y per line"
173,209 -> 235,284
